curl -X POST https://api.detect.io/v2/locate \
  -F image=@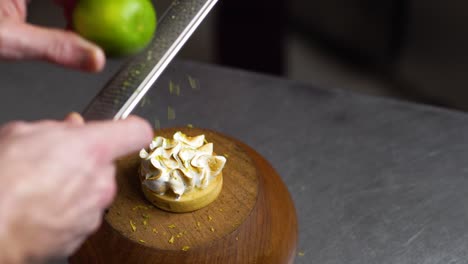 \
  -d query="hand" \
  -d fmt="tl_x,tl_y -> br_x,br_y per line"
0,114 -> 153,263
0,0 -> 105,72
